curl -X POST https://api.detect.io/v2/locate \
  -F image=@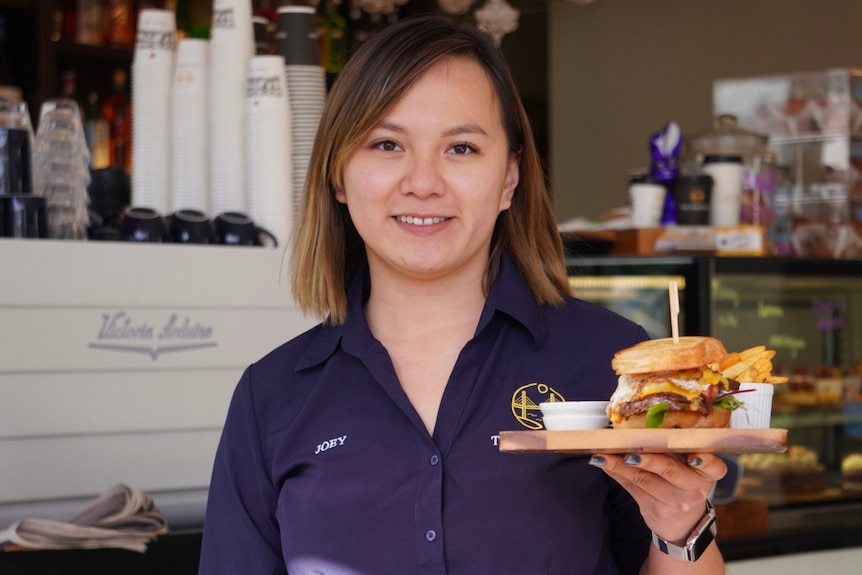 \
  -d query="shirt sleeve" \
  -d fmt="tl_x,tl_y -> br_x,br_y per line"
198,365 -> 286,575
